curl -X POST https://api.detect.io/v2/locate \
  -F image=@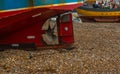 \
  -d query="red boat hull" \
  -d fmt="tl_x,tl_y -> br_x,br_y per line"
0,3 -> 83,48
